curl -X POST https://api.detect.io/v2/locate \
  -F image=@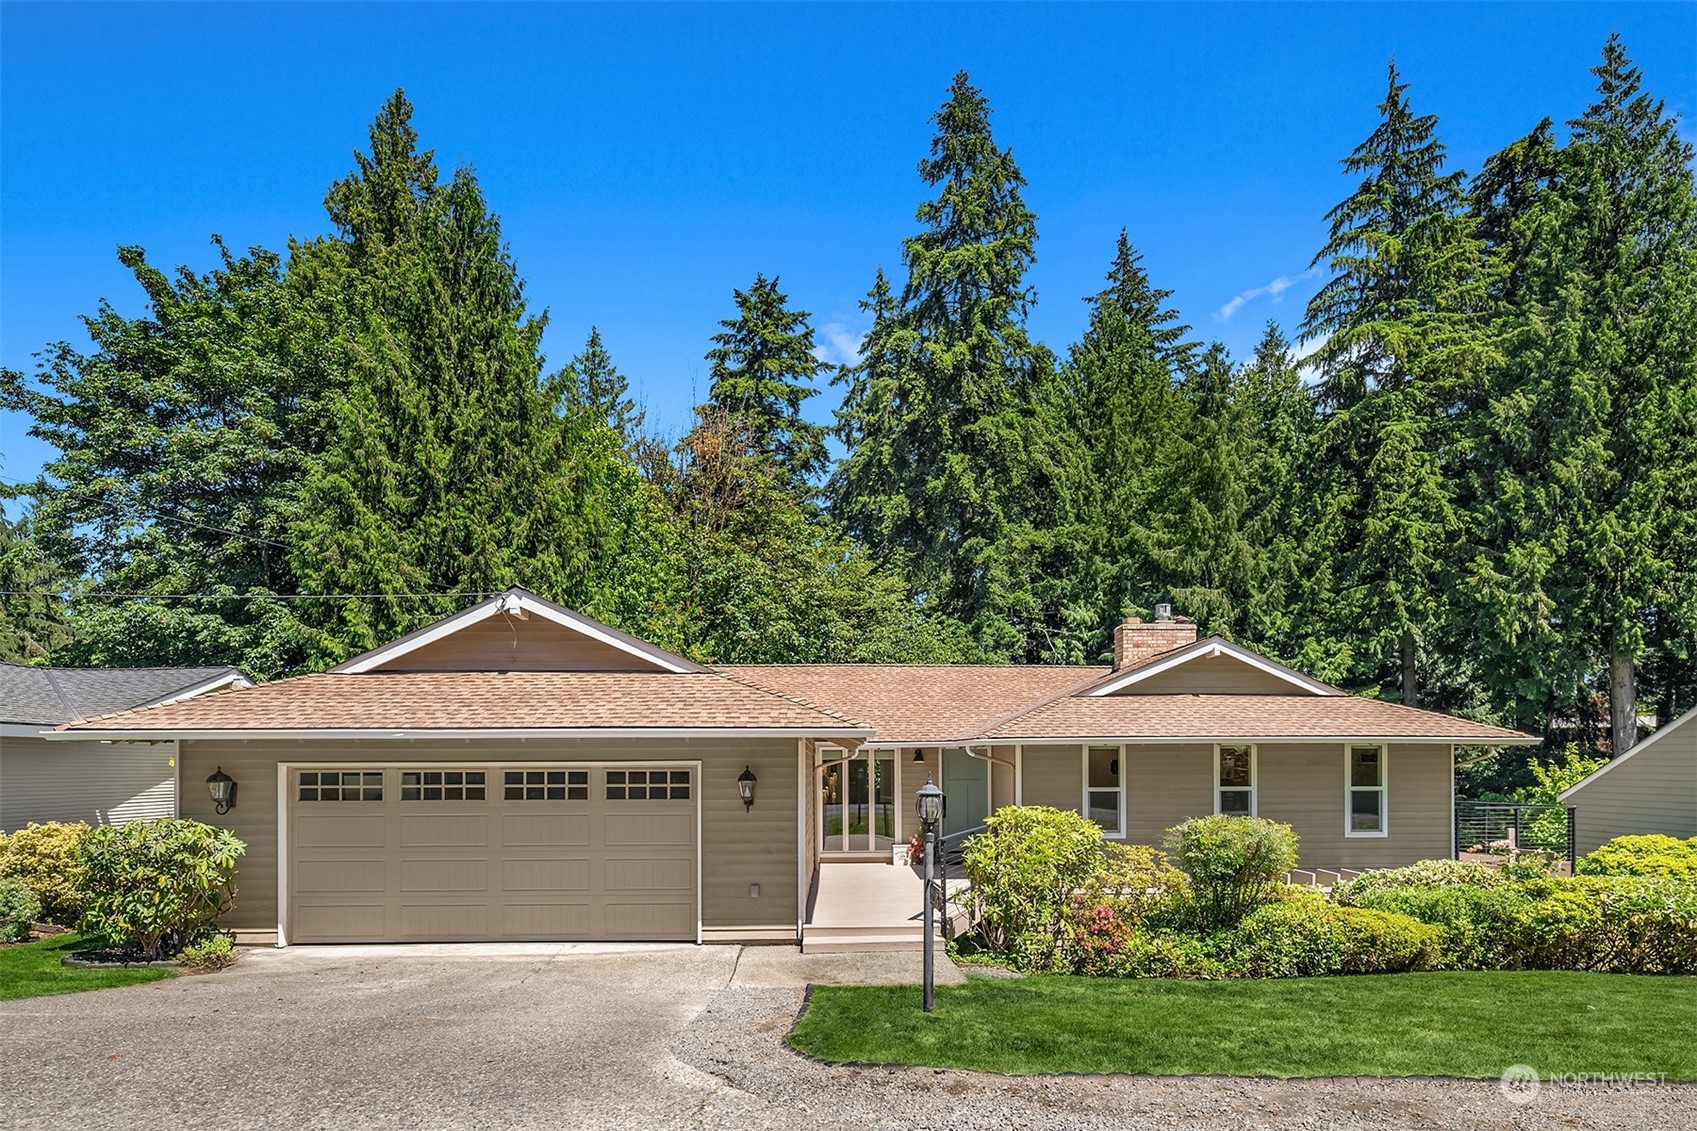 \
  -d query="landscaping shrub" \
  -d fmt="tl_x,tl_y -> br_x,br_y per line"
0,821 -> 90,925
176,933 -> 236,971
1338,882 -> 1537,969
80,818 -> 246,960
1229,892 -> 1437,977
1331,859 -> 1507,902
1577,835 -> 1697,881
1073,842 -> 1190,928
1067,905 -> 1231,979
958,806 -> 1106,970
1163,814 -> 1298,930
0,877 -> 41,943
1570,876 -> 1697,974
